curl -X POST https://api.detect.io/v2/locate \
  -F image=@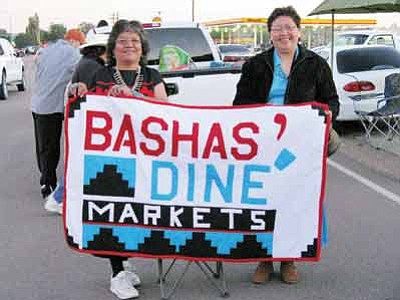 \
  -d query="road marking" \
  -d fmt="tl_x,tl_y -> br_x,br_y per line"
328,160 -> 400,205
